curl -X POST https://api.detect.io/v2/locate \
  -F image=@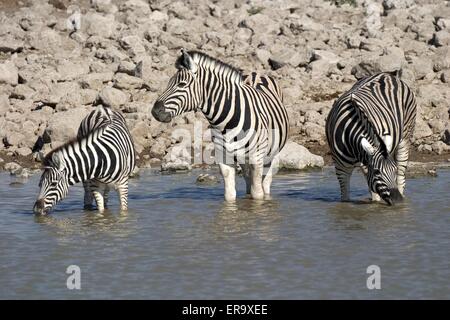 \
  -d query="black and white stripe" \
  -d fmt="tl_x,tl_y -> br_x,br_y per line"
152,50 -> 289,201
325,72 -> 417,205
34,105 -> 136,214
